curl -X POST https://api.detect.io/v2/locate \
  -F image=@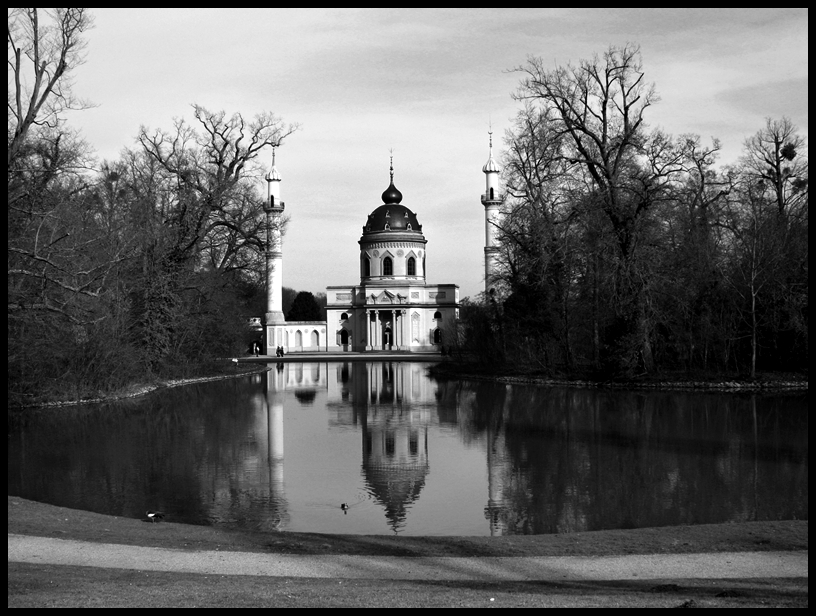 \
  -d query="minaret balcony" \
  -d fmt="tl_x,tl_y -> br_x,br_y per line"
481,192 -> 504,205
265,198 -> 285,213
